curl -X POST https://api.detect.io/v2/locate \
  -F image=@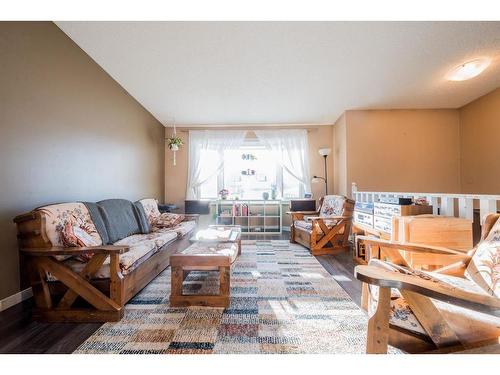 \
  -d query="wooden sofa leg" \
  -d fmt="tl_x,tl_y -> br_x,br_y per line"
366,287 -> 391,354
29,258 -> 53,309
110,254 -> 125,306
290,224 -> 297,243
